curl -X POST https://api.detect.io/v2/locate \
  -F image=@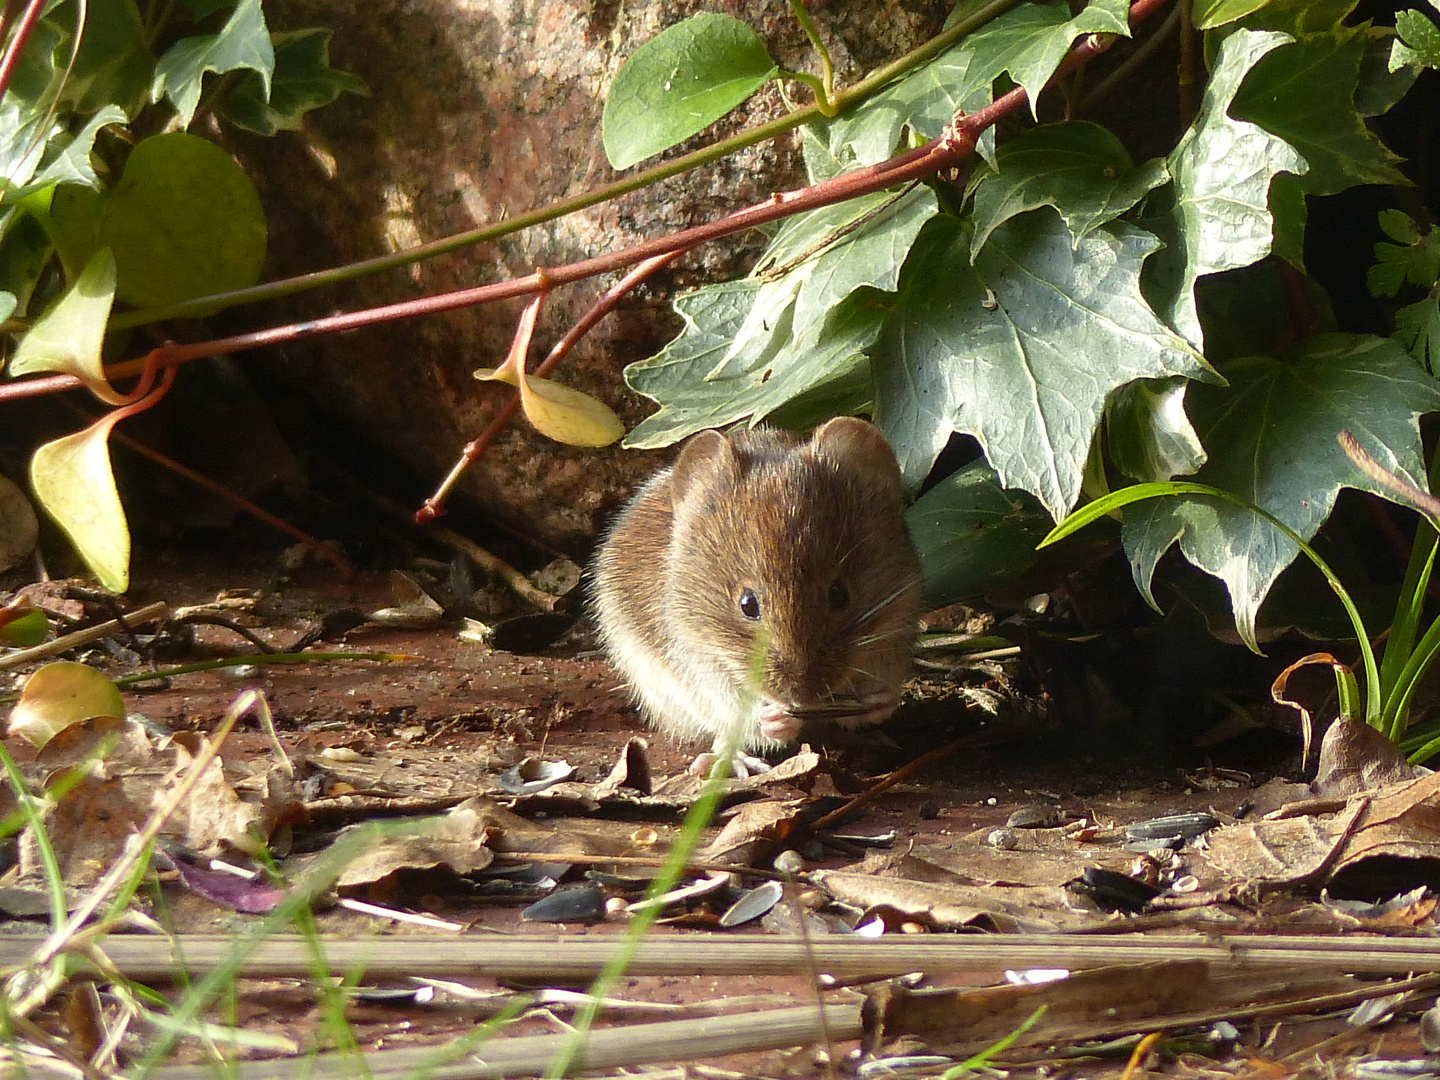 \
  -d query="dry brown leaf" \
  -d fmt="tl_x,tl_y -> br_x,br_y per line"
1313,718 -> 1416,798
865,961 -> 1355,1057
808,869 -> 1093,931
1201,799 -> 1368,885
